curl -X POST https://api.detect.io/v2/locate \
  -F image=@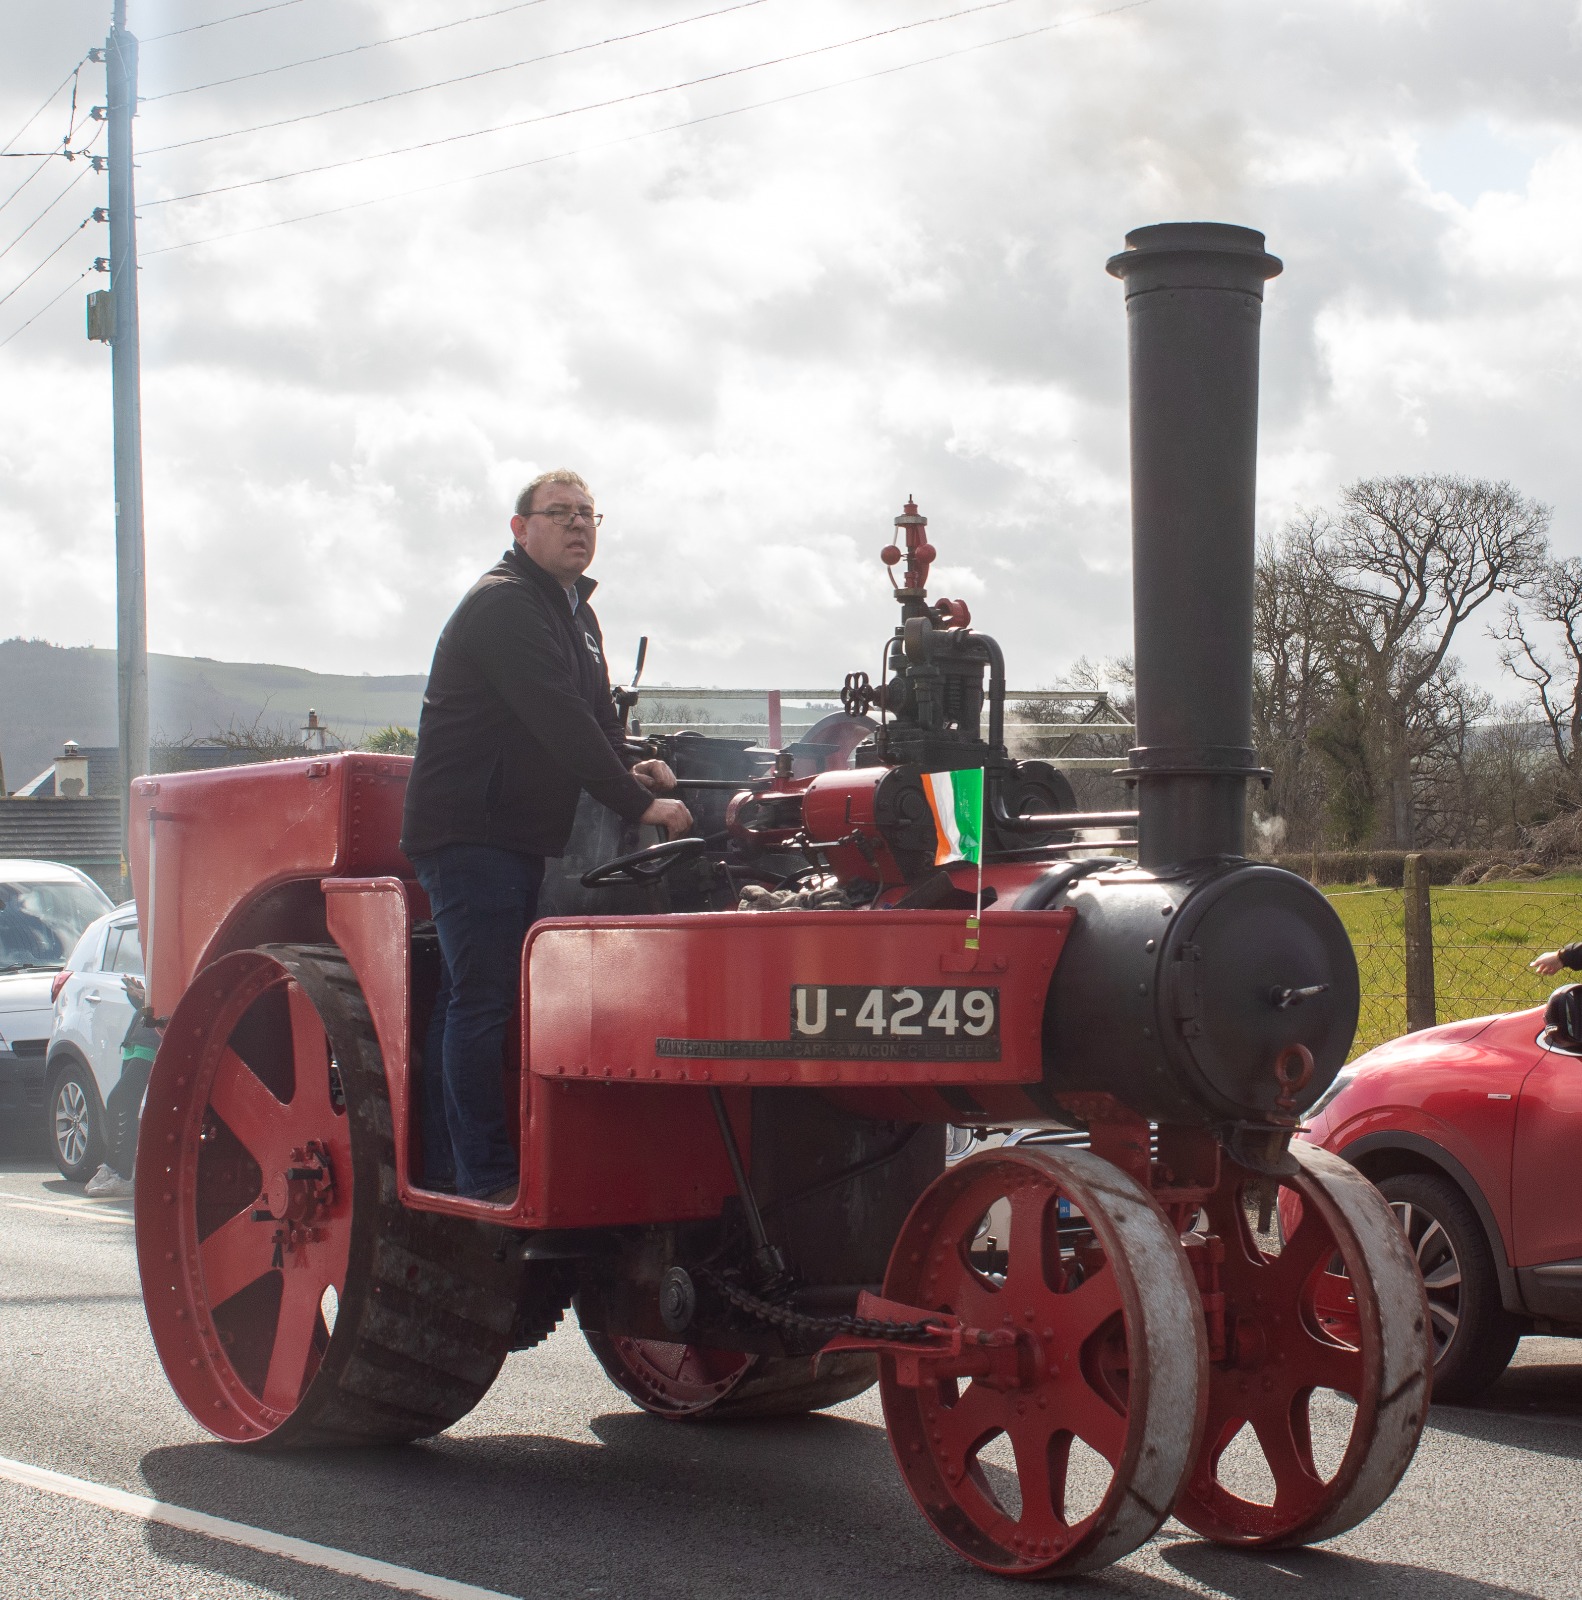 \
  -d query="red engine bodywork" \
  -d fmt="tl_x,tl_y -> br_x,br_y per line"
131,753 -> 1073,1234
